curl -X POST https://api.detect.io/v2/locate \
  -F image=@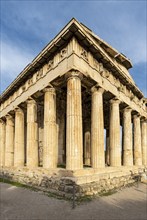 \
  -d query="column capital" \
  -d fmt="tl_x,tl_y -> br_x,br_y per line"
26,97 -> 36,105
5,114 -> 13,120
91,85 -> 104,94
43,86 -> 55,94
141,117 -> 147,123
110,97 -> 120,105
65,70 -> 83,81
14,107 -> 24,113
133,113 -> 140,119
123,106 -> 132,113
0,118 -> 5,124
